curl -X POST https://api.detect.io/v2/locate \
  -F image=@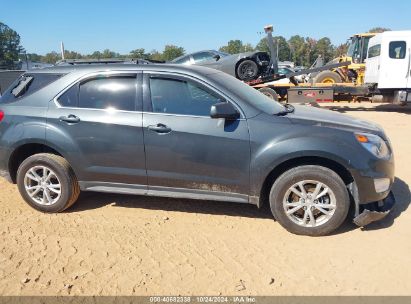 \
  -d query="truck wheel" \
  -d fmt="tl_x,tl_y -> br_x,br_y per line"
269,165 -> 350,236
258,88 -> 279,101
312,71 -> 342,84
372,93 -> 399,104
16,153 -> 80,213
236,60 -> 259,81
